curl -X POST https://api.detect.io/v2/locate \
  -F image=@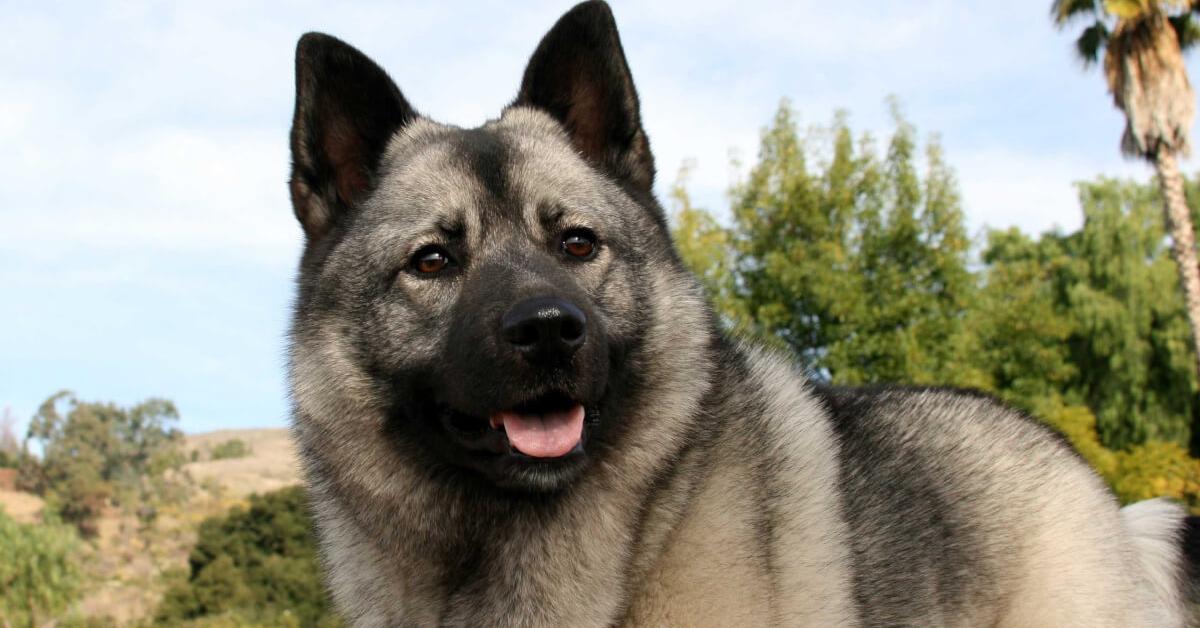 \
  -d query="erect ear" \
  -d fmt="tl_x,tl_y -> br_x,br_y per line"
289,32 -> 417,240
515,1 -> 655,194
